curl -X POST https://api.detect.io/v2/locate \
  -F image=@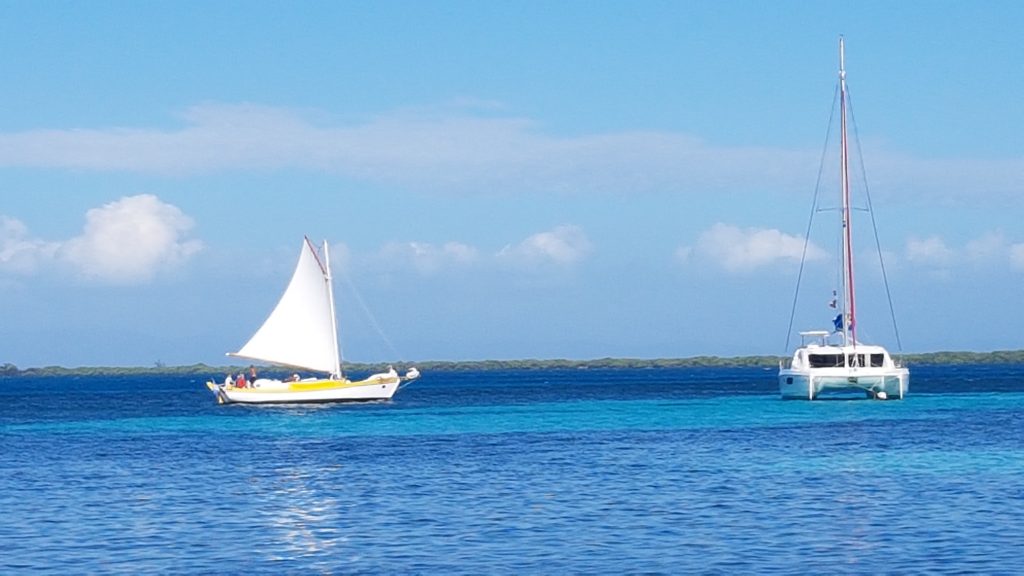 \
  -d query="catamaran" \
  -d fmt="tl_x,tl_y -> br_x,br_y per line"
779,37 -> 909,400
207,237 -> 419,404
